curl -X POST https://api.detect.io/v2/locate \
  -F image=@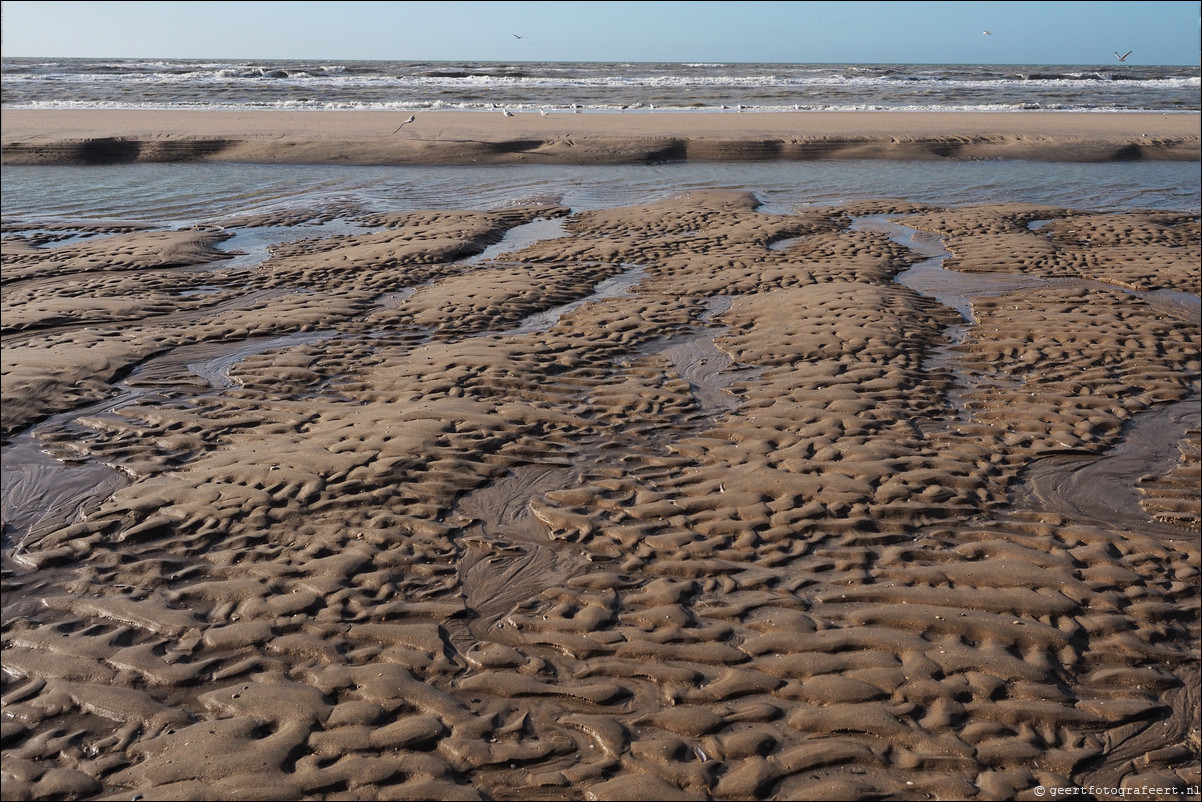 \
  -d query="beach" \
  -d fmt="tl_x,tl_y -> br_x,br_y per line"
2,108 -> 1199,165
2,108 -> 1200,802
